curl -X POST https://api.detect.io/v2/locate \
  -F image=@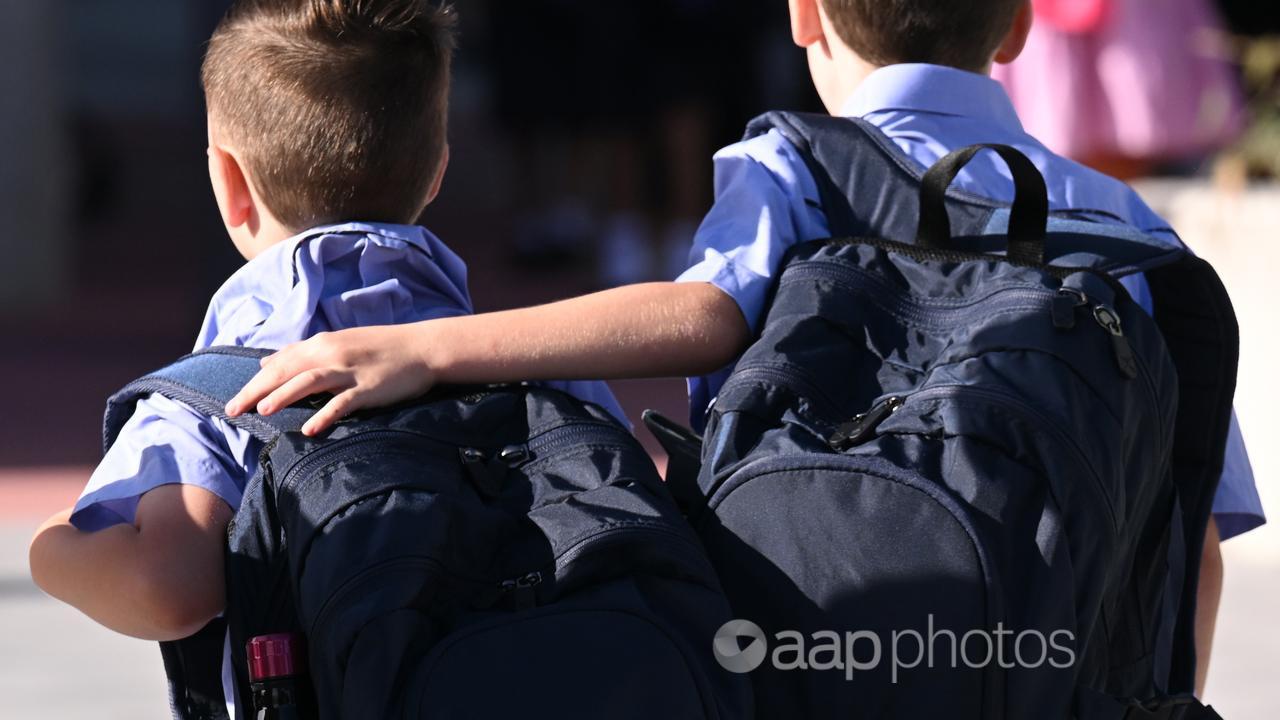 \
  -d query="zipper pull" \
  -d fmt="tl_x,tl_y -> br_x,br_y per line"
501,572 -> 542,611
1053,288 -> 1088,330
829,396 -> 904,451
1093,305 -> 1138,380
460,447 -> 506,499
498,444 -> 530,466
